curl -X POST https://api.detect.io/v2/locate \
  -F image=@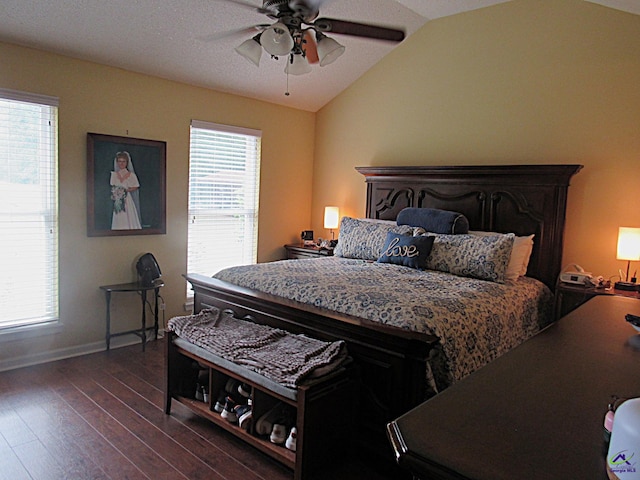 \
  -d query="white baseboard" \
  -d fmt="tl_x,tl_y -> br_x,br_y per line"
0,330 -> 165,373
